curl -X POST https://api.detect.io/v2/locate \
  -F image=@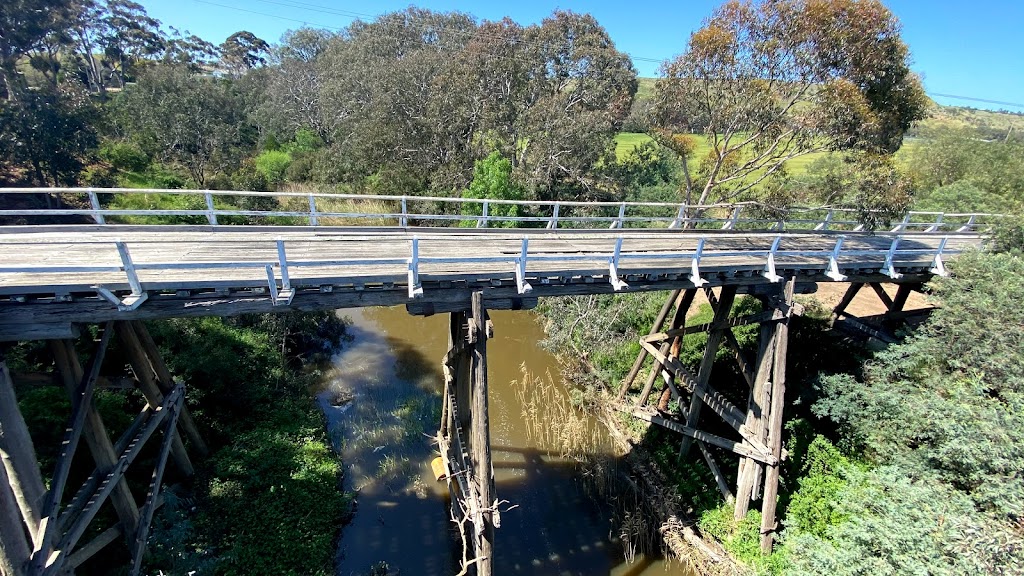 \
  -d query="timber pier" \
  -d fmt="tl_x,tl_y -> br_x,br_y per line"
0,188 -> 995,575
